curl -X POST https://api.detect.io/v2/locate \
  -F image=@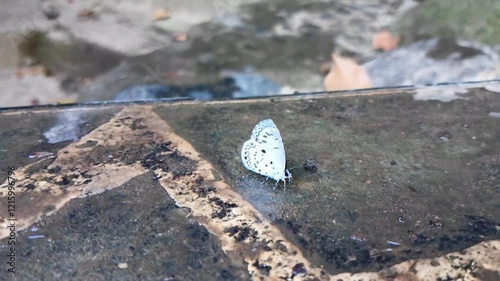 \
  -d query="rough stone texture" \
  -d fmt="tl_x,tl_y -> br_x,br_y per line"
0,82 -> 499,280
0,172 -> 250,281
157,84 -> 500,274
